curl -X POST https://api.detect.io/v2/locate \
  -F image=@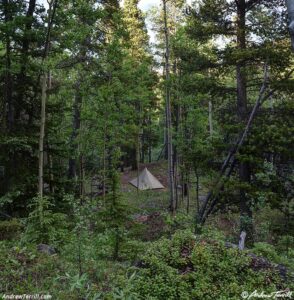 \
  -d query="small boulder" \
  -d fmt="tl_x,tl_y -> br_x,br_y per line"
37,244 -> 56,255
